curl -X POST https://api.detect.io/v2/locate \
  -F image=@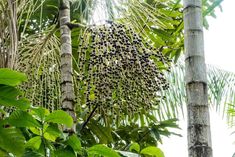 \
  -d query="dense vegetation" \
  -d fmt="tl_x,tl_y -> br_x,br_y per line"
1,0 -> 233,157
